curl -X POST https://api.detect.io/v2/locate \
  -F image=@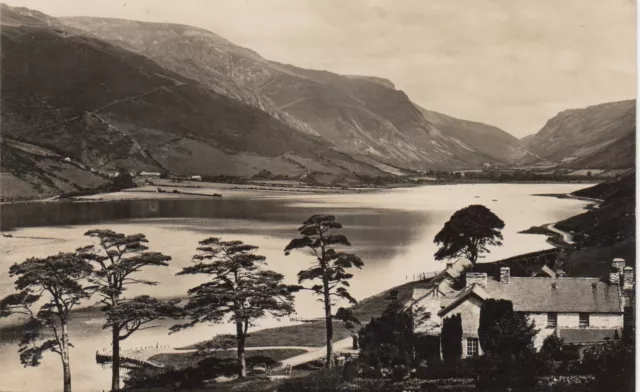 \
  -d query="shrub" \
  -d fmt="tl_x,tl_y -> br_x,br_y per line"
415,358 -> 478,380
390,364 -> 409,382
124,356 -> 240,389
537,375 -> 595,389
358,302 -> 414,369
342,360 -> 359,382
441,314 -> 462,361
478,299 -> 537,357
360,365 -> 383,379
582,340 -> 634,392
541,335 -> 567,361
475,352 -> 544,391
277,368 -> 344,392
414,335 -> 441,363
